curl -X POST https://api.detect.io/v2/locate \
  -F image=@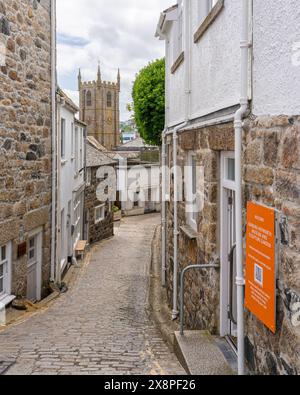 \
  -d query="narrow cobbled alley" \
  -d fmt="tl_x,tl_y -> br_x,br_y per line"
0,215 -> 185,375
